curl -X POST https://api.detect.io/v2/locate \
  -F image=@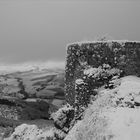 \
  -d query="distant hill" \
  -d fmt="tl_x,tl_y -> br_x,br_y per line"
0,65 -> 65,128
